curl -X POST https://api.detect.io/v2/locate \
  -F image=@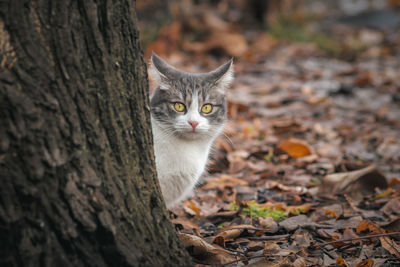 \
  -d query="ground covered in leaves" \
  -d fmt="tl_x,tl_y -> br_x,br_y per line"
140,3 -> 400,266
